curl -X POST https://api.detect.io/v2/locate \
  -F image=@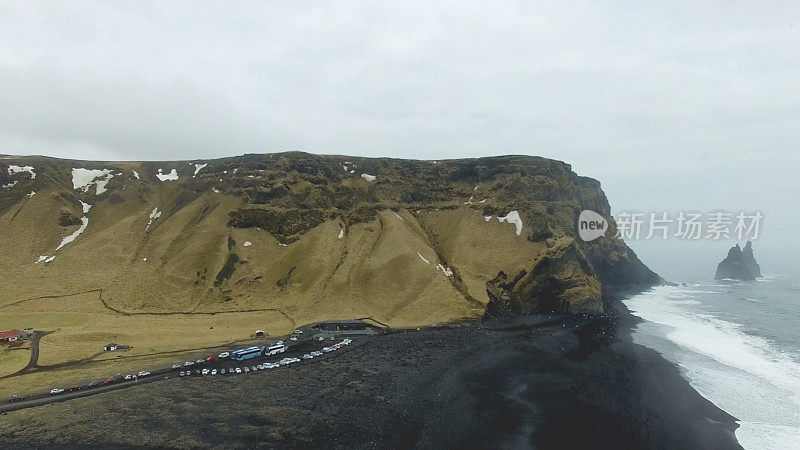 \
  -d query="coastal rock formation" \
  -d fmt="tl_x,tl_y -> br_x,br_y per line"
0,152 -> 658,327
483,237 -> 602,318
715,240 -> 761,280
